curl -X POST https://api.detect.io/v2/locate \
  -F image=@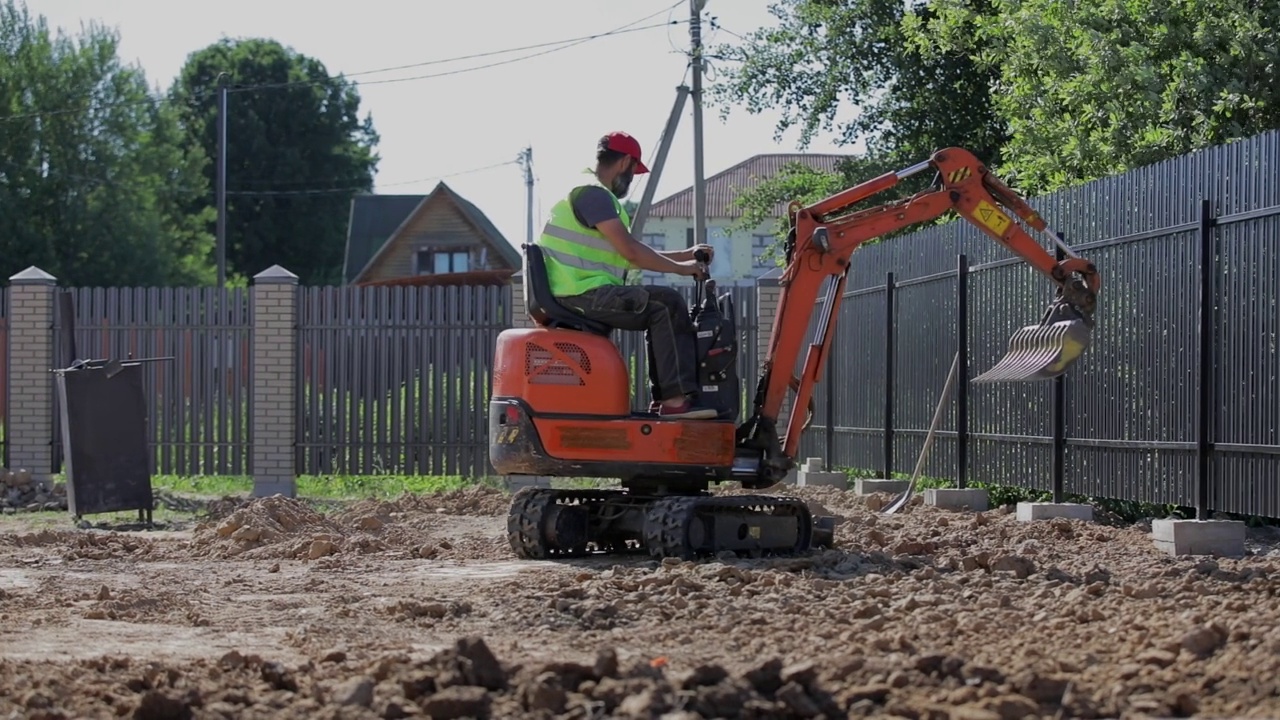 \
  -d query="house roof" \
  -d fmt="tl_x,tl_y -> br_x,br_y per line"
648,153 -> 851,219
343,182 -> 519,284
